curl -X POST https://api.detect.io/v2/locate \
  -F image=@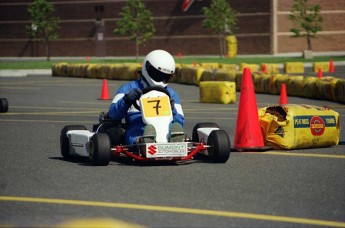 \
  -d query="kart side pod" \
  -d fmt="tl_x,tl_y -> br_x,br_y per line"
196,128 -> 220,143
67,130 -> 94,157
